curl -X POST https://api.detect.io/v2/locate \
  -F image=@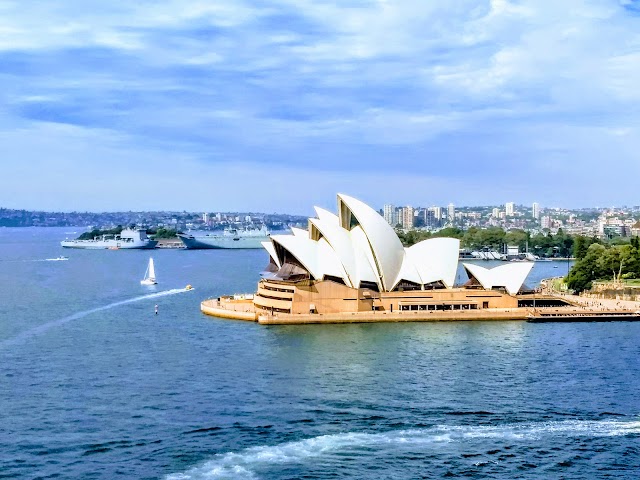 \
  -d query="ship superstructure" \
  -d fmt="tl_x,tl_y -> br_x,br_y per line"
61,228 -> 158,249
